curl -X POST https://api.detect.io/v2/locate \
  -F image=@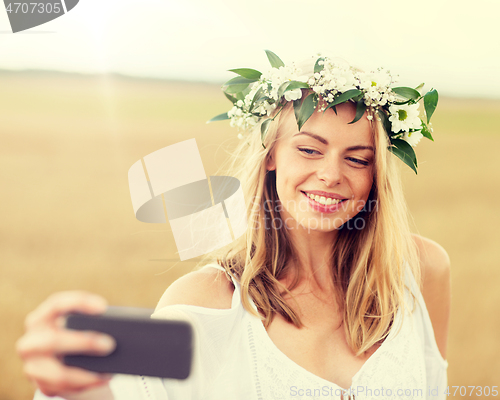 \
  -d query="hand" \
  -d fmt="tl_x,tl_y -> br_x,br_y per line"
16,291 -> 117,398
